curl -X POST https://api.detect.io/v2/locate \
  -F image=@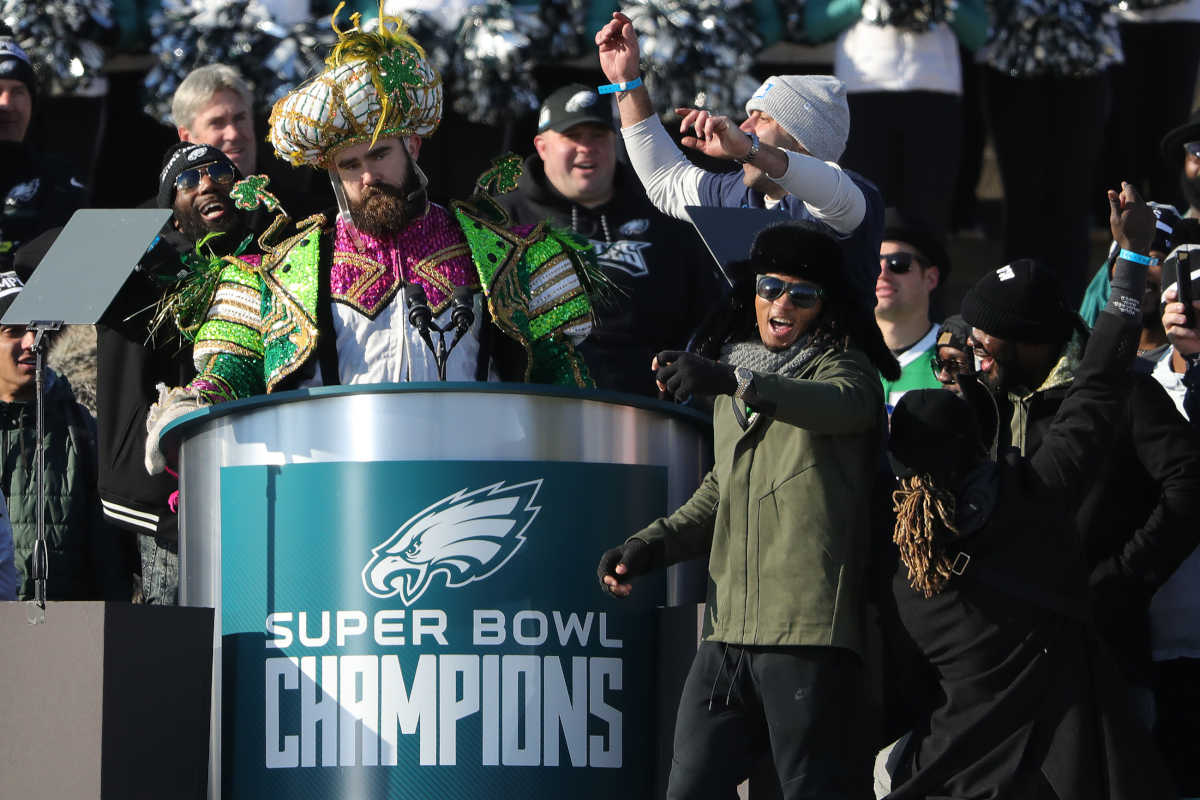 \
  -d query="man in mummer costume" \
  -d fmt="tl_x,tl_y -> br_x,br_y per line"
145,8 -> 597,453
